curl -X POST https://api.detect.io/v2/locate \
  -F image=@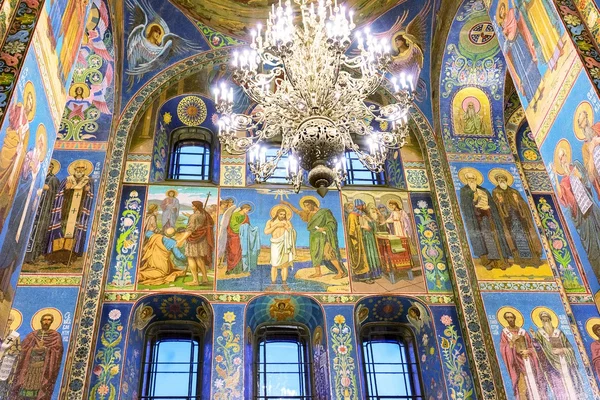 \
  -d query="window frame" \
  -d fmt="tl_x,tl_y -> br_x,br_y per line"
263,145 -> 290,184
139,322 -> 204,400
344,149 -> 387,186
167,126 -> 214,182
253,323 -> 314,400
359,323 -> 424,400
